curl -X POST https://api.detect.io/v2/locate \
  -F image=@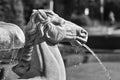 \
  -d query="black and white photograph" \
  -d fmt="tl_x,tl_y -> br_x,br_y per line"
0,0 -> 120,80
